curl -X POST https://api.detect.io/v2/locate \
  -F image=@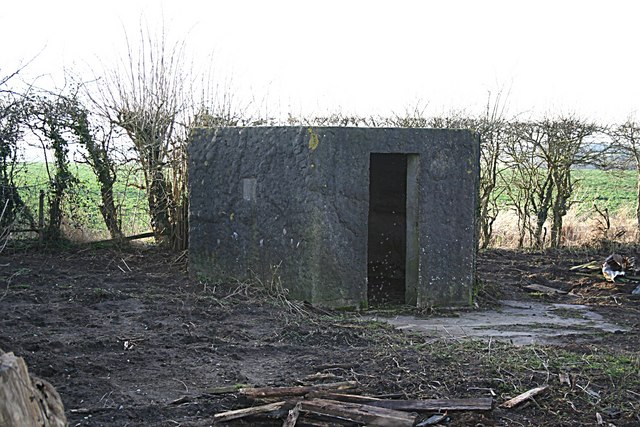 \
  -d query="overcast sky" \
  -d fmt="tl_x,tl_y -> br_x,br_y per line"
2,0 -> 640,122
